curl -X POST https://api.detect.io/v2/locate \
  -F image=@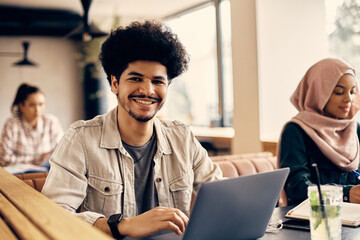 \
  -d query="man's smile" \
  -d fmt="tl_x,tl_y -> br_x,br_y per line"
133,99 -> 153,105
